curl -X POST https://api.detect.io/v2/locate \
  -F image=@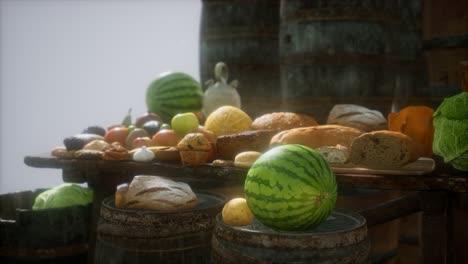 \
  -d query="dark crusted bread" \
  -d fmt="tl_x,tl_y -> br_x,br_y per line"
217,130 -> 277,160
349,130 -> 421,169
